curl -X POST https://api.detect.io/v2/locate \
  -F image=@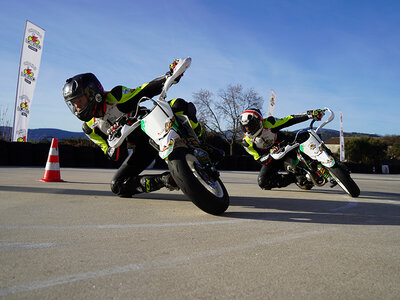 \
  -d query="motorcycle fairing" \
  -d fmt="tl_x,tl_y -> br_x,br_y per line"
158,129 -> 179,159
300,134 -> 335,168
